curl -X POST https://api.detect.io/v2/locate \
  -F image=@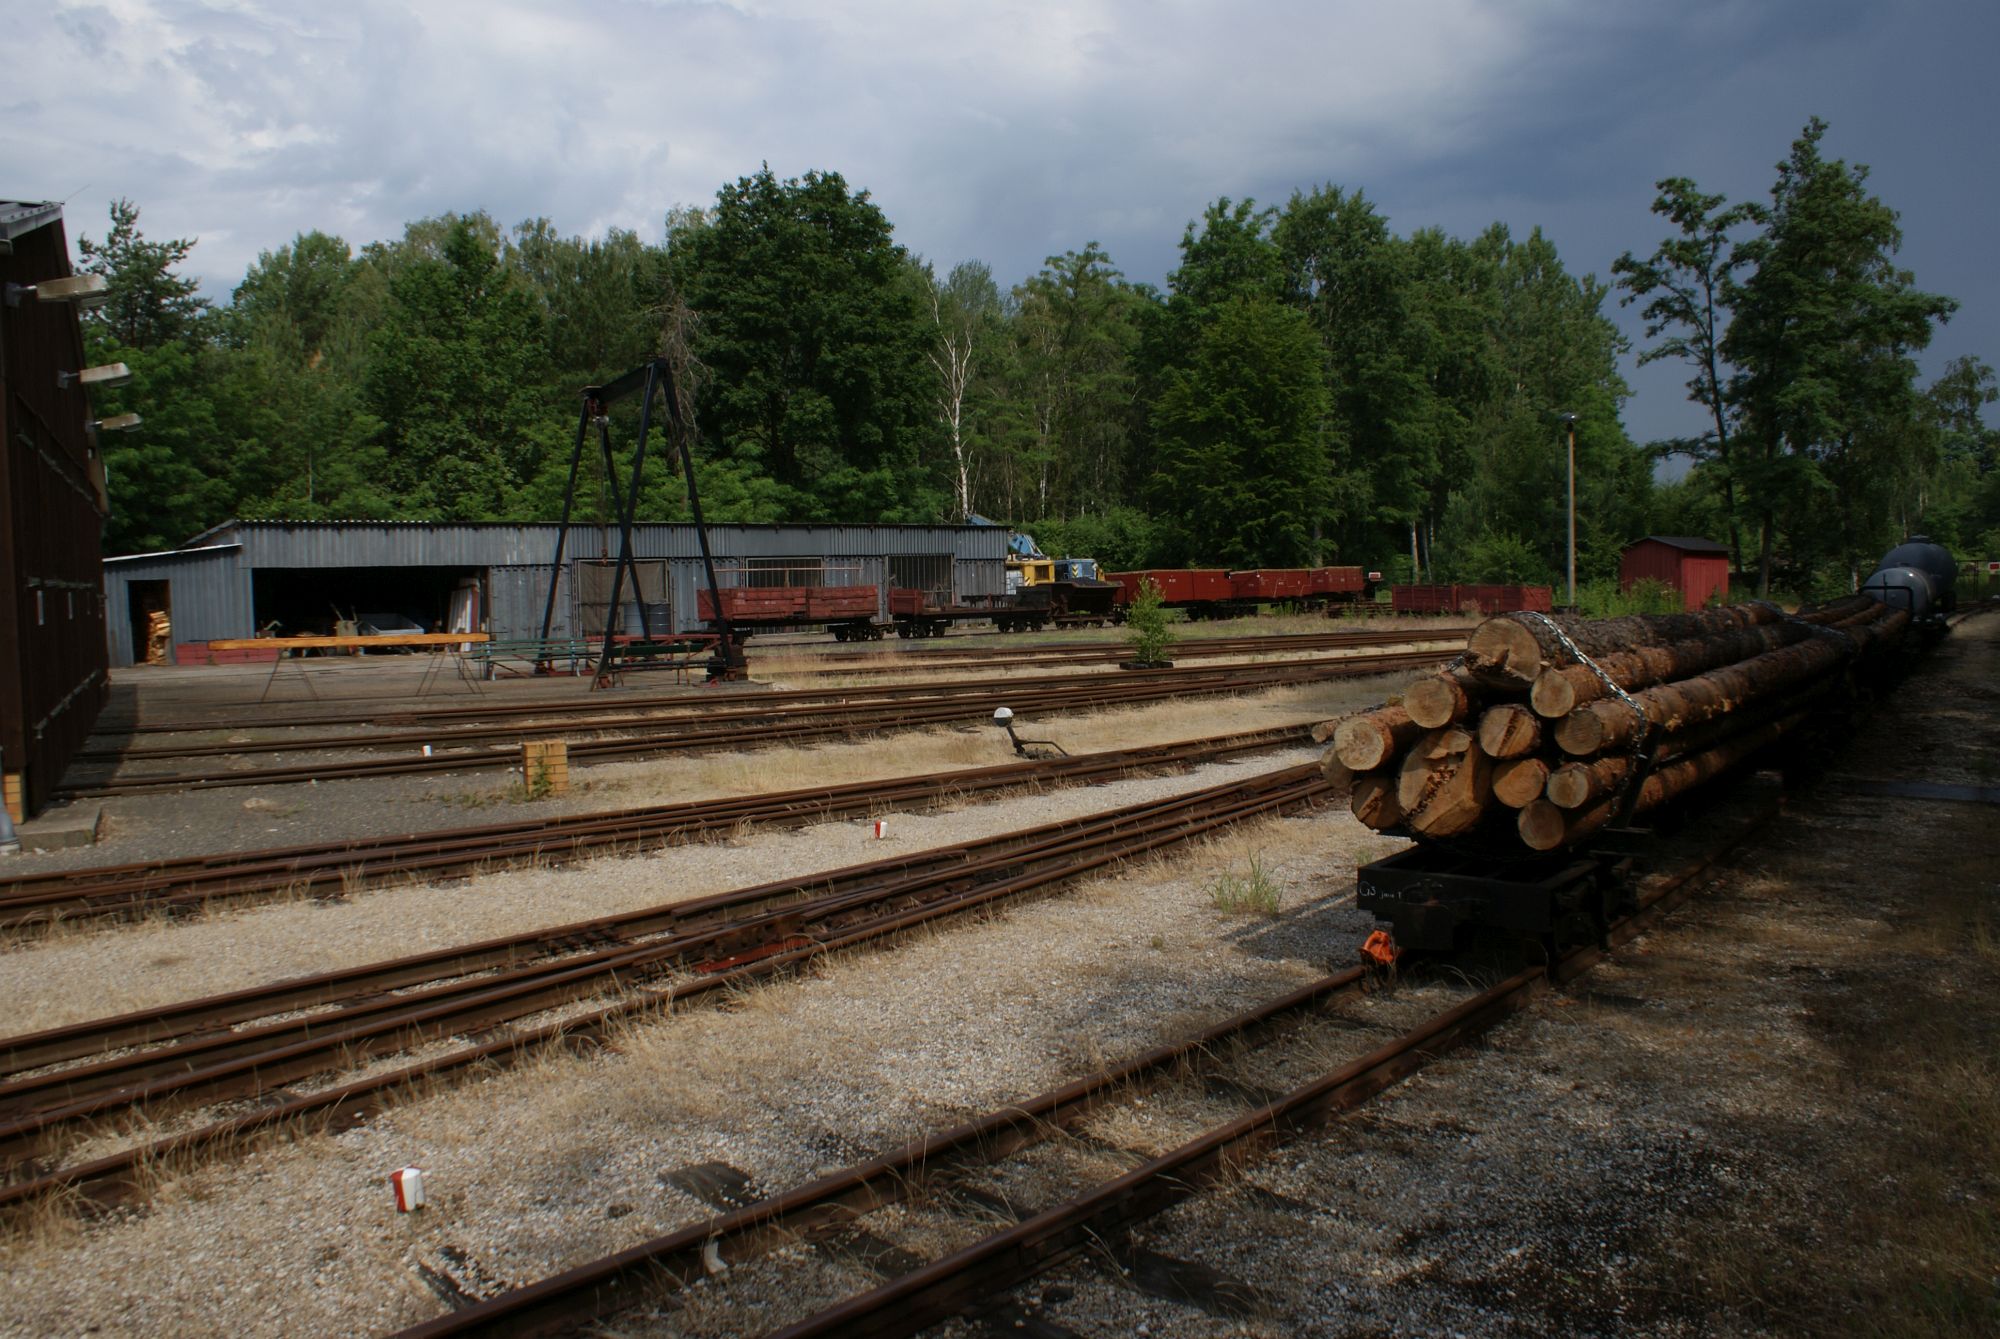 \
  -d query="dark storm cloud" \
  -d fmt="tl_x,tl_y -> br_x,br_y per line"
4,0 -> 1992,445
